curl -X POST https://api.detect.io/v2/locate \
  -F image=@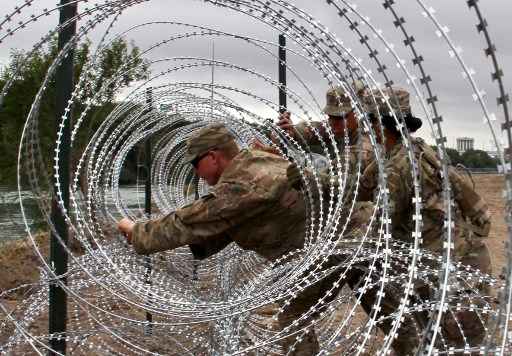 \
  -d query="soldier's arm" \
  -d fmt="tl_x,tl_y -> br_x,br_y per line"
131,181 -> 277,255
385,159 -> 413,216
359,161 -> 379,201
288,164 -> 336,205
448,167 -> 491,237
294,121 -> 326,147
